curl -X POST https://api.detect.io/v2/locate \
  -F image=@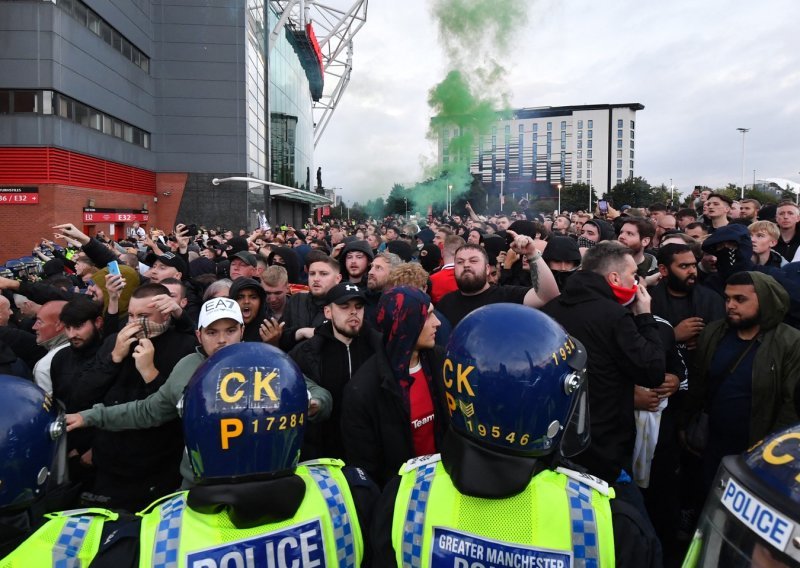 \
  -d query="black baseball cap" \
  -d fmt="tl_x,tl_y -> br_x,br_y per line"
325,283 -> 366,305
154,252 -> 188,276
232,251 -> 258,267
